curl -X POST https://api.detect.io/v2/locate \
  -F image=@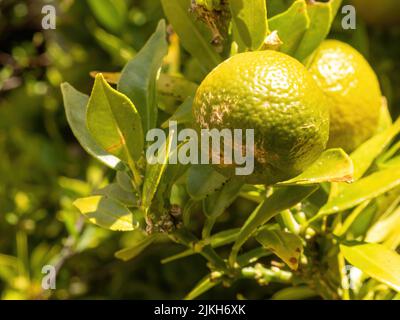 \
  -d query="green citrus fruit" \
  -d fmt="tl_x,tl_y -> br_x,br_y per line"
351,0 -> 400,26
308,40 -> 382,153
193,50 -> 330,185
